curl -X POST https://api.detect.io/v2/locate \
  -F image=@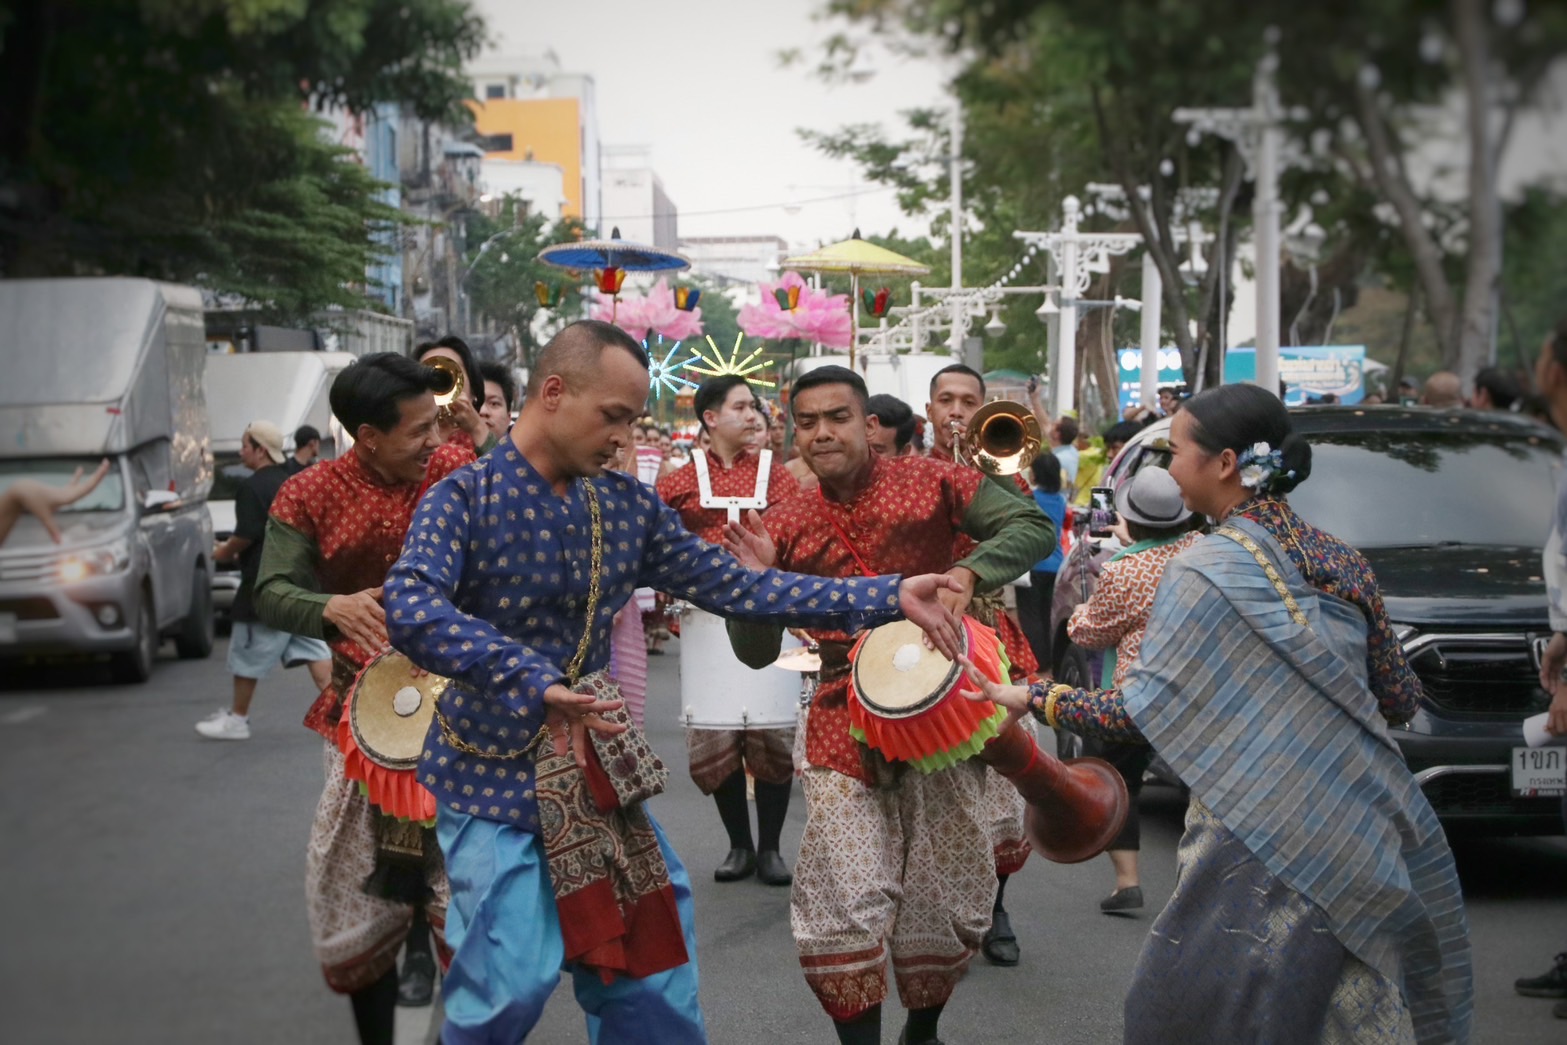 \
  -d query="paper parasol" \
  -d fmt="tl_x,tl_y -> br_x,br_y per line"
782,231 -> 929,368
539,227 -> 691,322
537,226 -> 691,272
